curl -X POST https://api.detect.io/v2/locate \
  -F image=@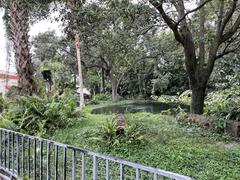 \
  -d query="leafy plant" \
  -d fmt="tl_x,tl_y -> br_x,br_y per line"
158,95 -> 179,103
2,95 -> 81,135
205,88 -> 240,130
94,93 -> 112,102
99,117 -> 145,146
0,117 -> 17,130
88,99 -> 100,105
